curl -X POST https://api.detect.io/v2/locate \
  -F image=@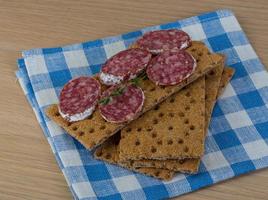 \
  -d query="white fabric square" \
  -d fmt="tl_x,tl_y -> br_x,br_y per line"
225,110 -> 252,129
59,150 -> 82,167
104,41 -> 126,59
219,83 -> 236,99
202,151 -> 229,170
113,175 -> 141,192
234,44 -> 257,61
72,182 -> 96,198
35,88 -> 58,107
46,120 -> 65,137
24,55 -> 48,76
63,50 -> 89,68
250,71 -> 268,89
182,24 -> 206,40
220,16 -> 241,32
243,140 -> 268,160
